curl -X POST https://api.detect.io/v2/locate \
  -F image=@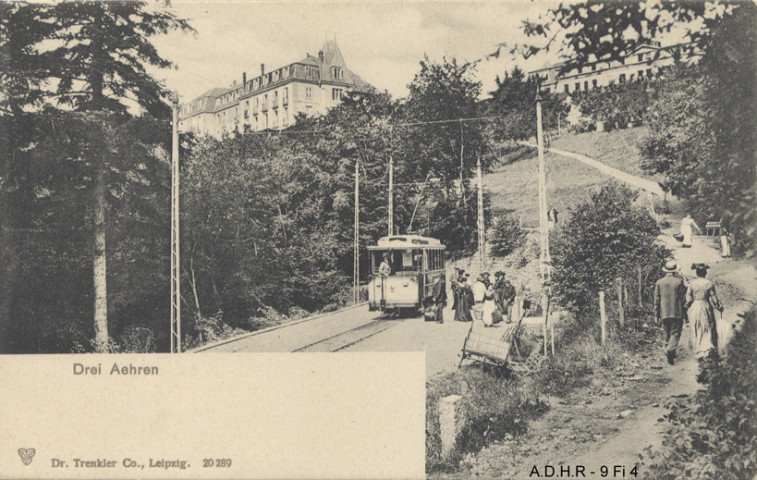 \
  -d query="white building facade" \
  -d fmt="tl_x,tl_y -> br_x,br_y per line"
179,40 -> 369,137
529,43 -> 701,95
